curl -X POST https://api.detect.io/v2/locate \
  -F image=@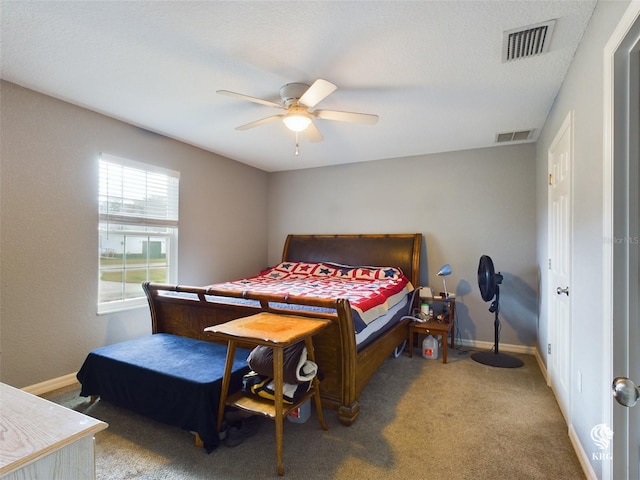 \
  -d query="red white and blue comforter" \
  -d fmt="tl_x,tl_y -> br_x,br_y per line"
209,262 -> 414,333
